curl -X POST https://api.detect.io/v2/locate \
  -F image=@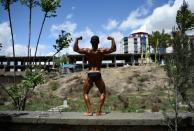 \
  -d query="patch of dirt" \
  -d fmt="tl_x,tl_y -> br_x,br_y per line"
35,65 -> 168,99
